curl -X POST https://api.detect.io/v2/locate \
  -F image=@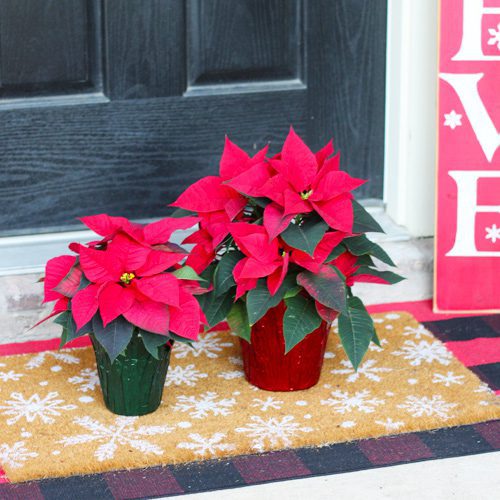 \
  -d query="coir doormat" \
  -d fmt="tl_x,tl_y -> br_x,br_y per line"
0,312 -> 498,483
